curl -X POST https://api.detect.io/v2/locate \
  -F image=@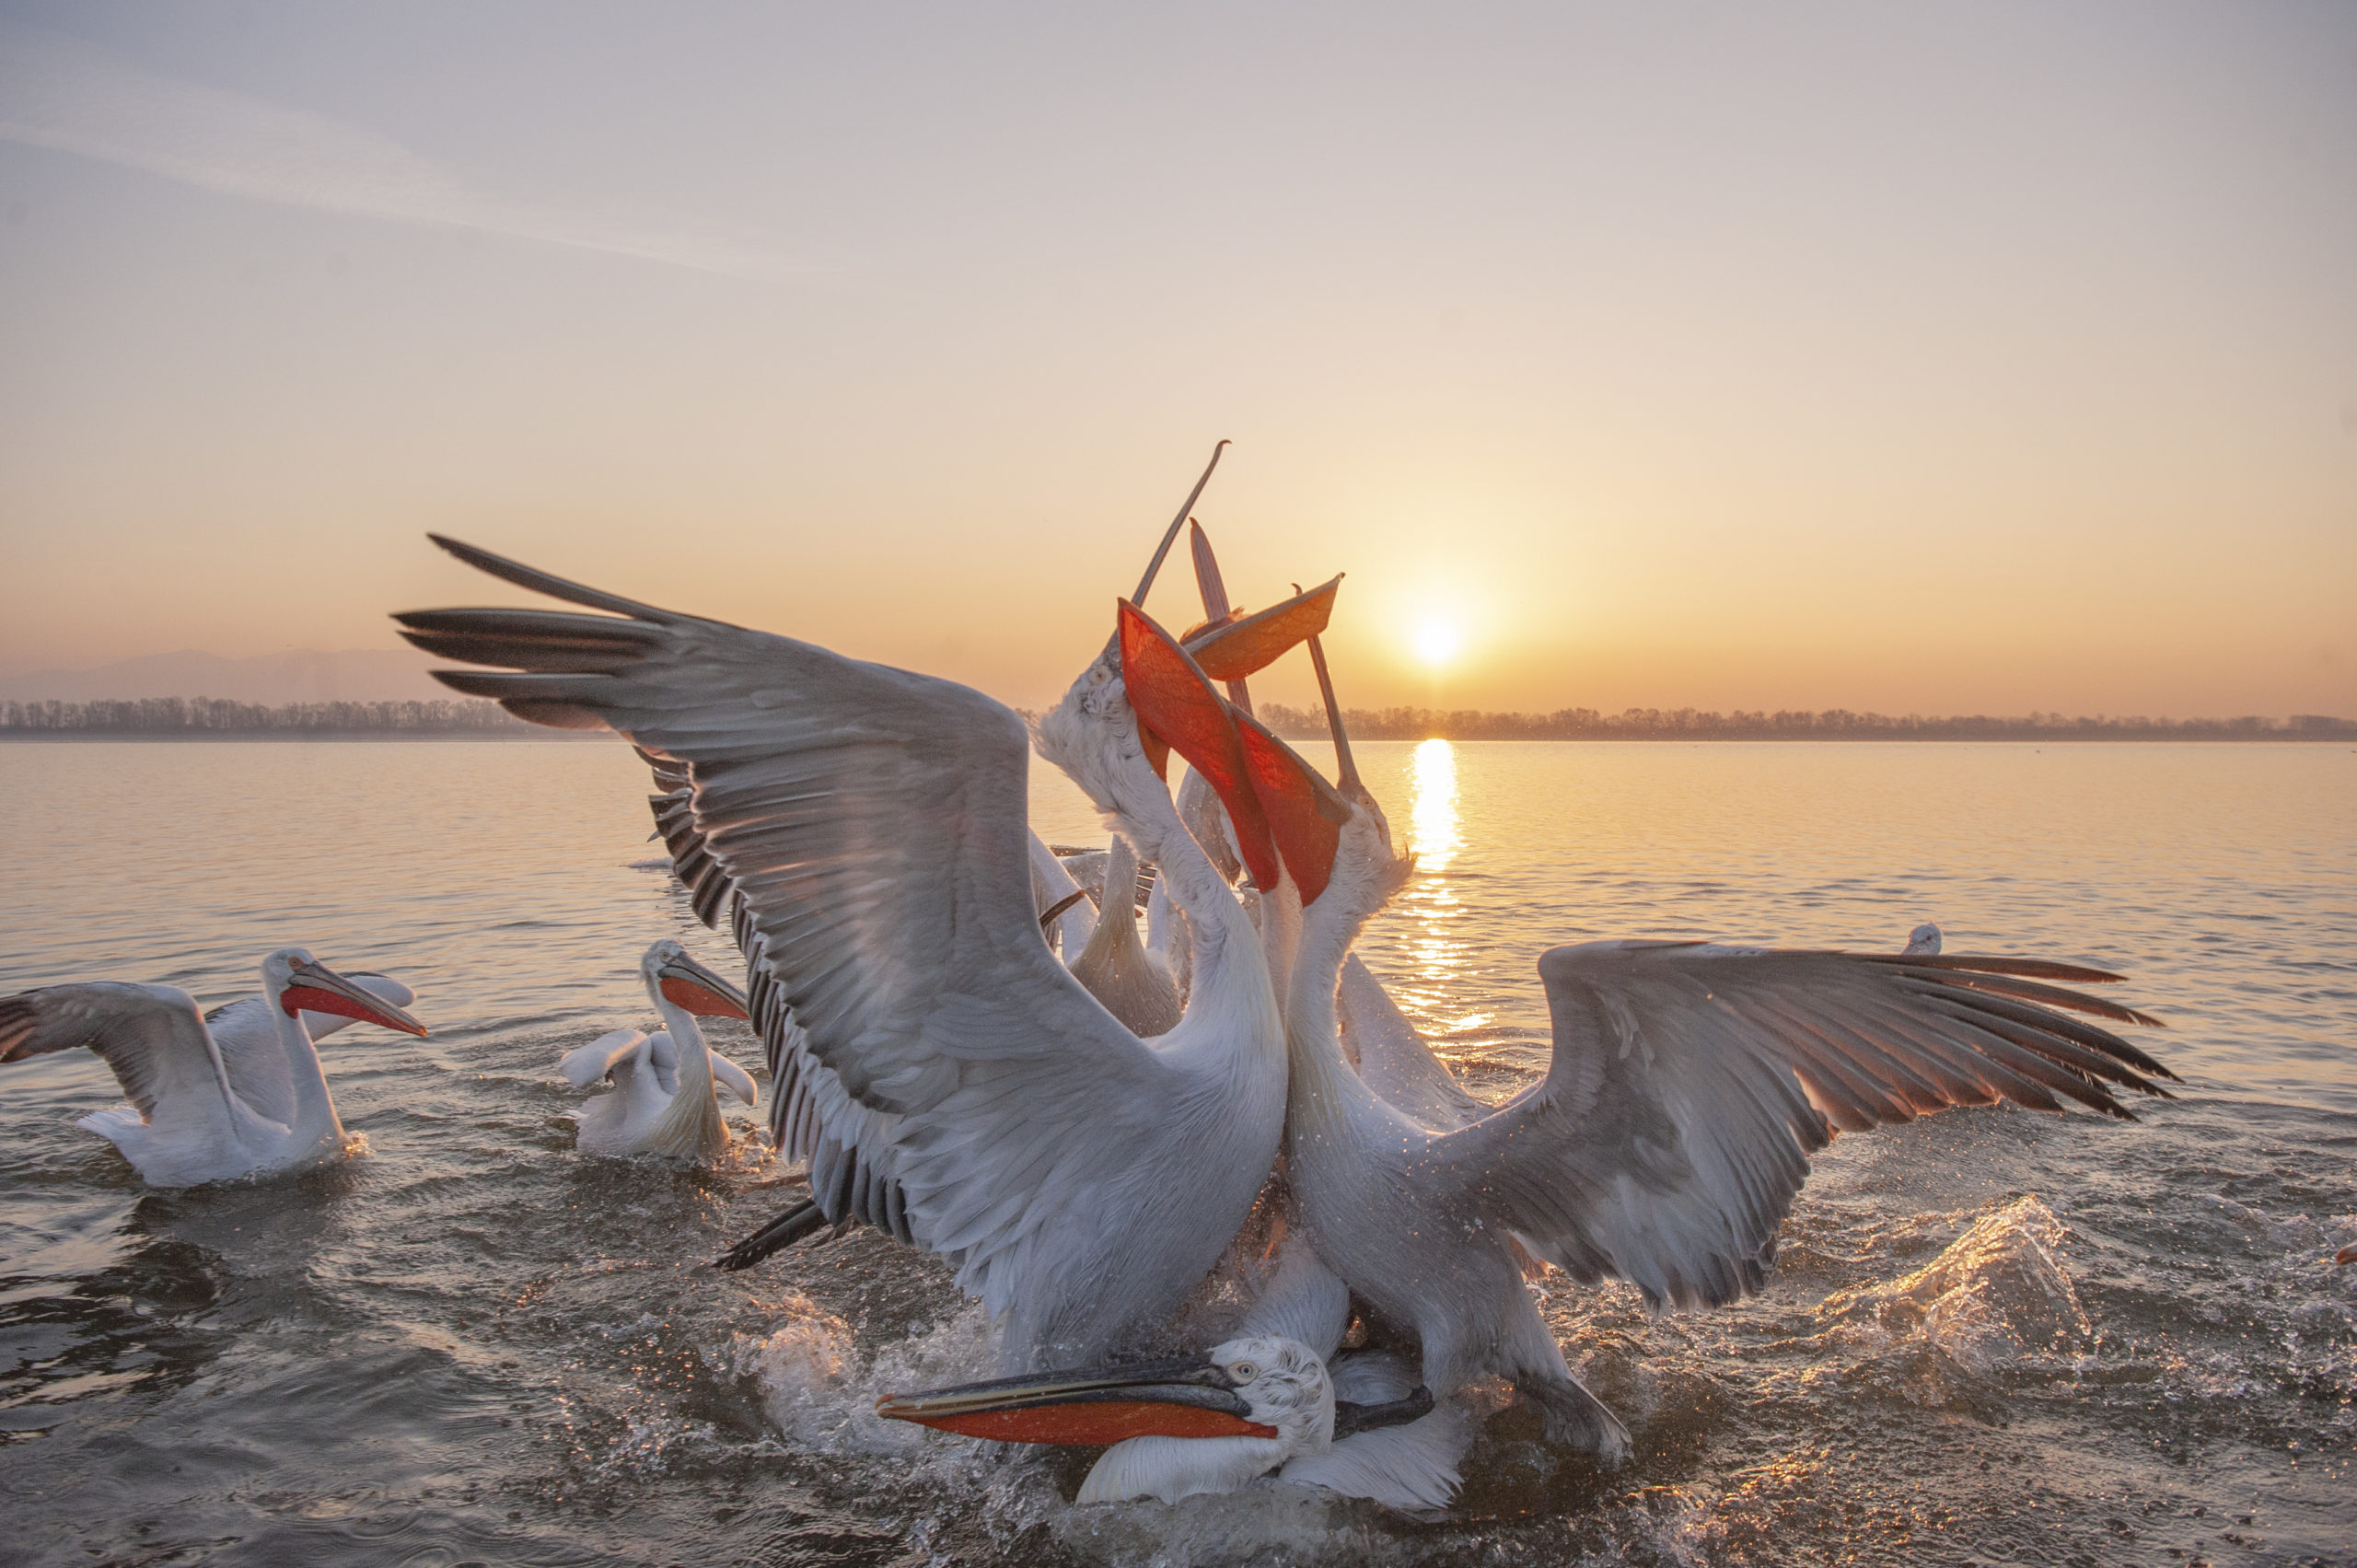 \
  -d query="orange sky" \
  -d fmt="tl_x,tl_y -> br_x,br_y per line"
3,4 -> 2351,717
